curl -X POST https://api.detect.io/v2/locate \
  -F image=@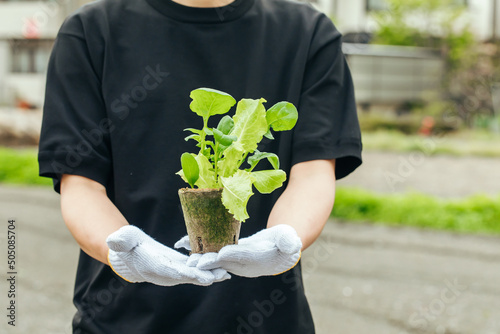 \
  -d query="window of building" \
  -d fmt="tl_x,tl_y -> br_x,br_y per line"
10,39 -> 54,74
